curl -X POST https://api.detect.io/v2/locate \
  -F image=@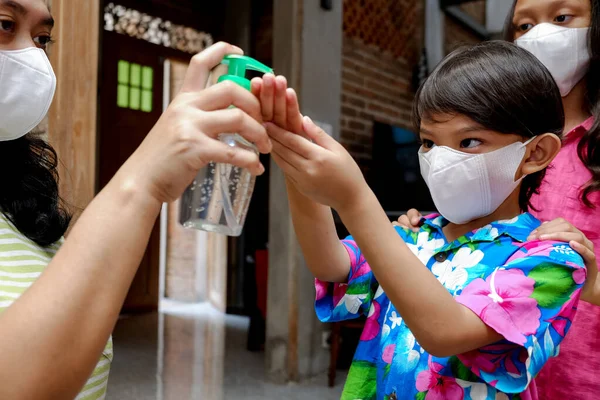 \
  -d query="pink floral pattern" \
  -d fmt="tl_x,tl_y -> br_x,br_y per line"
416,359 -> 464,399
314,213 -> 585,399
456,268 -> 540,346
